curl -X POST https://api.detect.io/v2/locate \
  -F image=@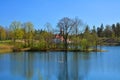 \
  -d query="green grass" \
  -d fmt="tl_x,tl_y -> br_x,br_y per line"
0,42 -> 13,53
0,40 -> 12,43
